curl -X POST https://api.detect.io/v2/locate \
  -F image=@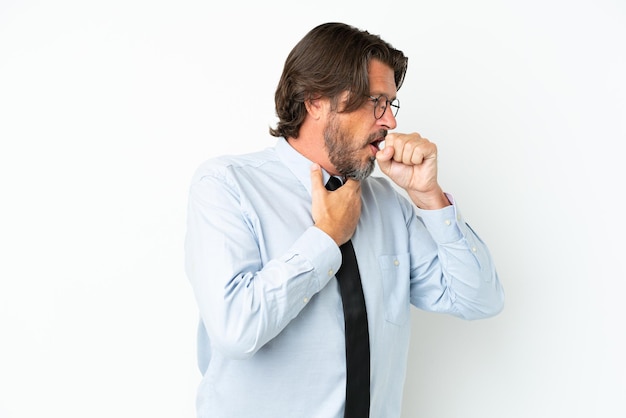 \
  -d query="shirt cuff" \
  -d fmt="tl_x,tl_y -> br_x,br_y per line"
415,193 -> 466,244
288,226 -> 342,291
